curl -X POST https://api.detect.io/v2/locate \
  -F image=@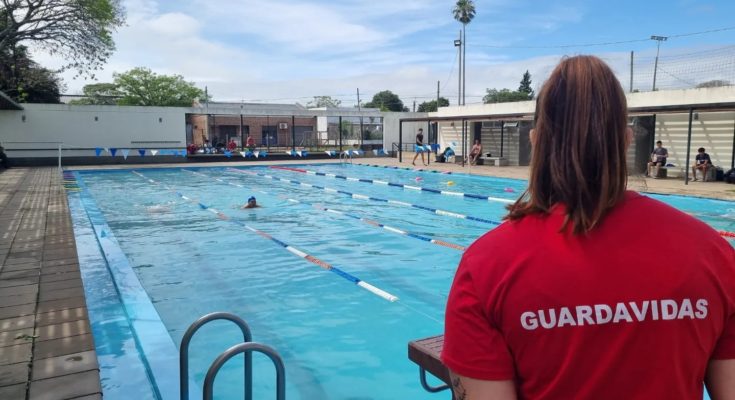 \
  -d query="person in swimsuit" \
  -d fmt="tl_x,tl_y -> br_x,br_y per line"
412,128 -> 427,166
